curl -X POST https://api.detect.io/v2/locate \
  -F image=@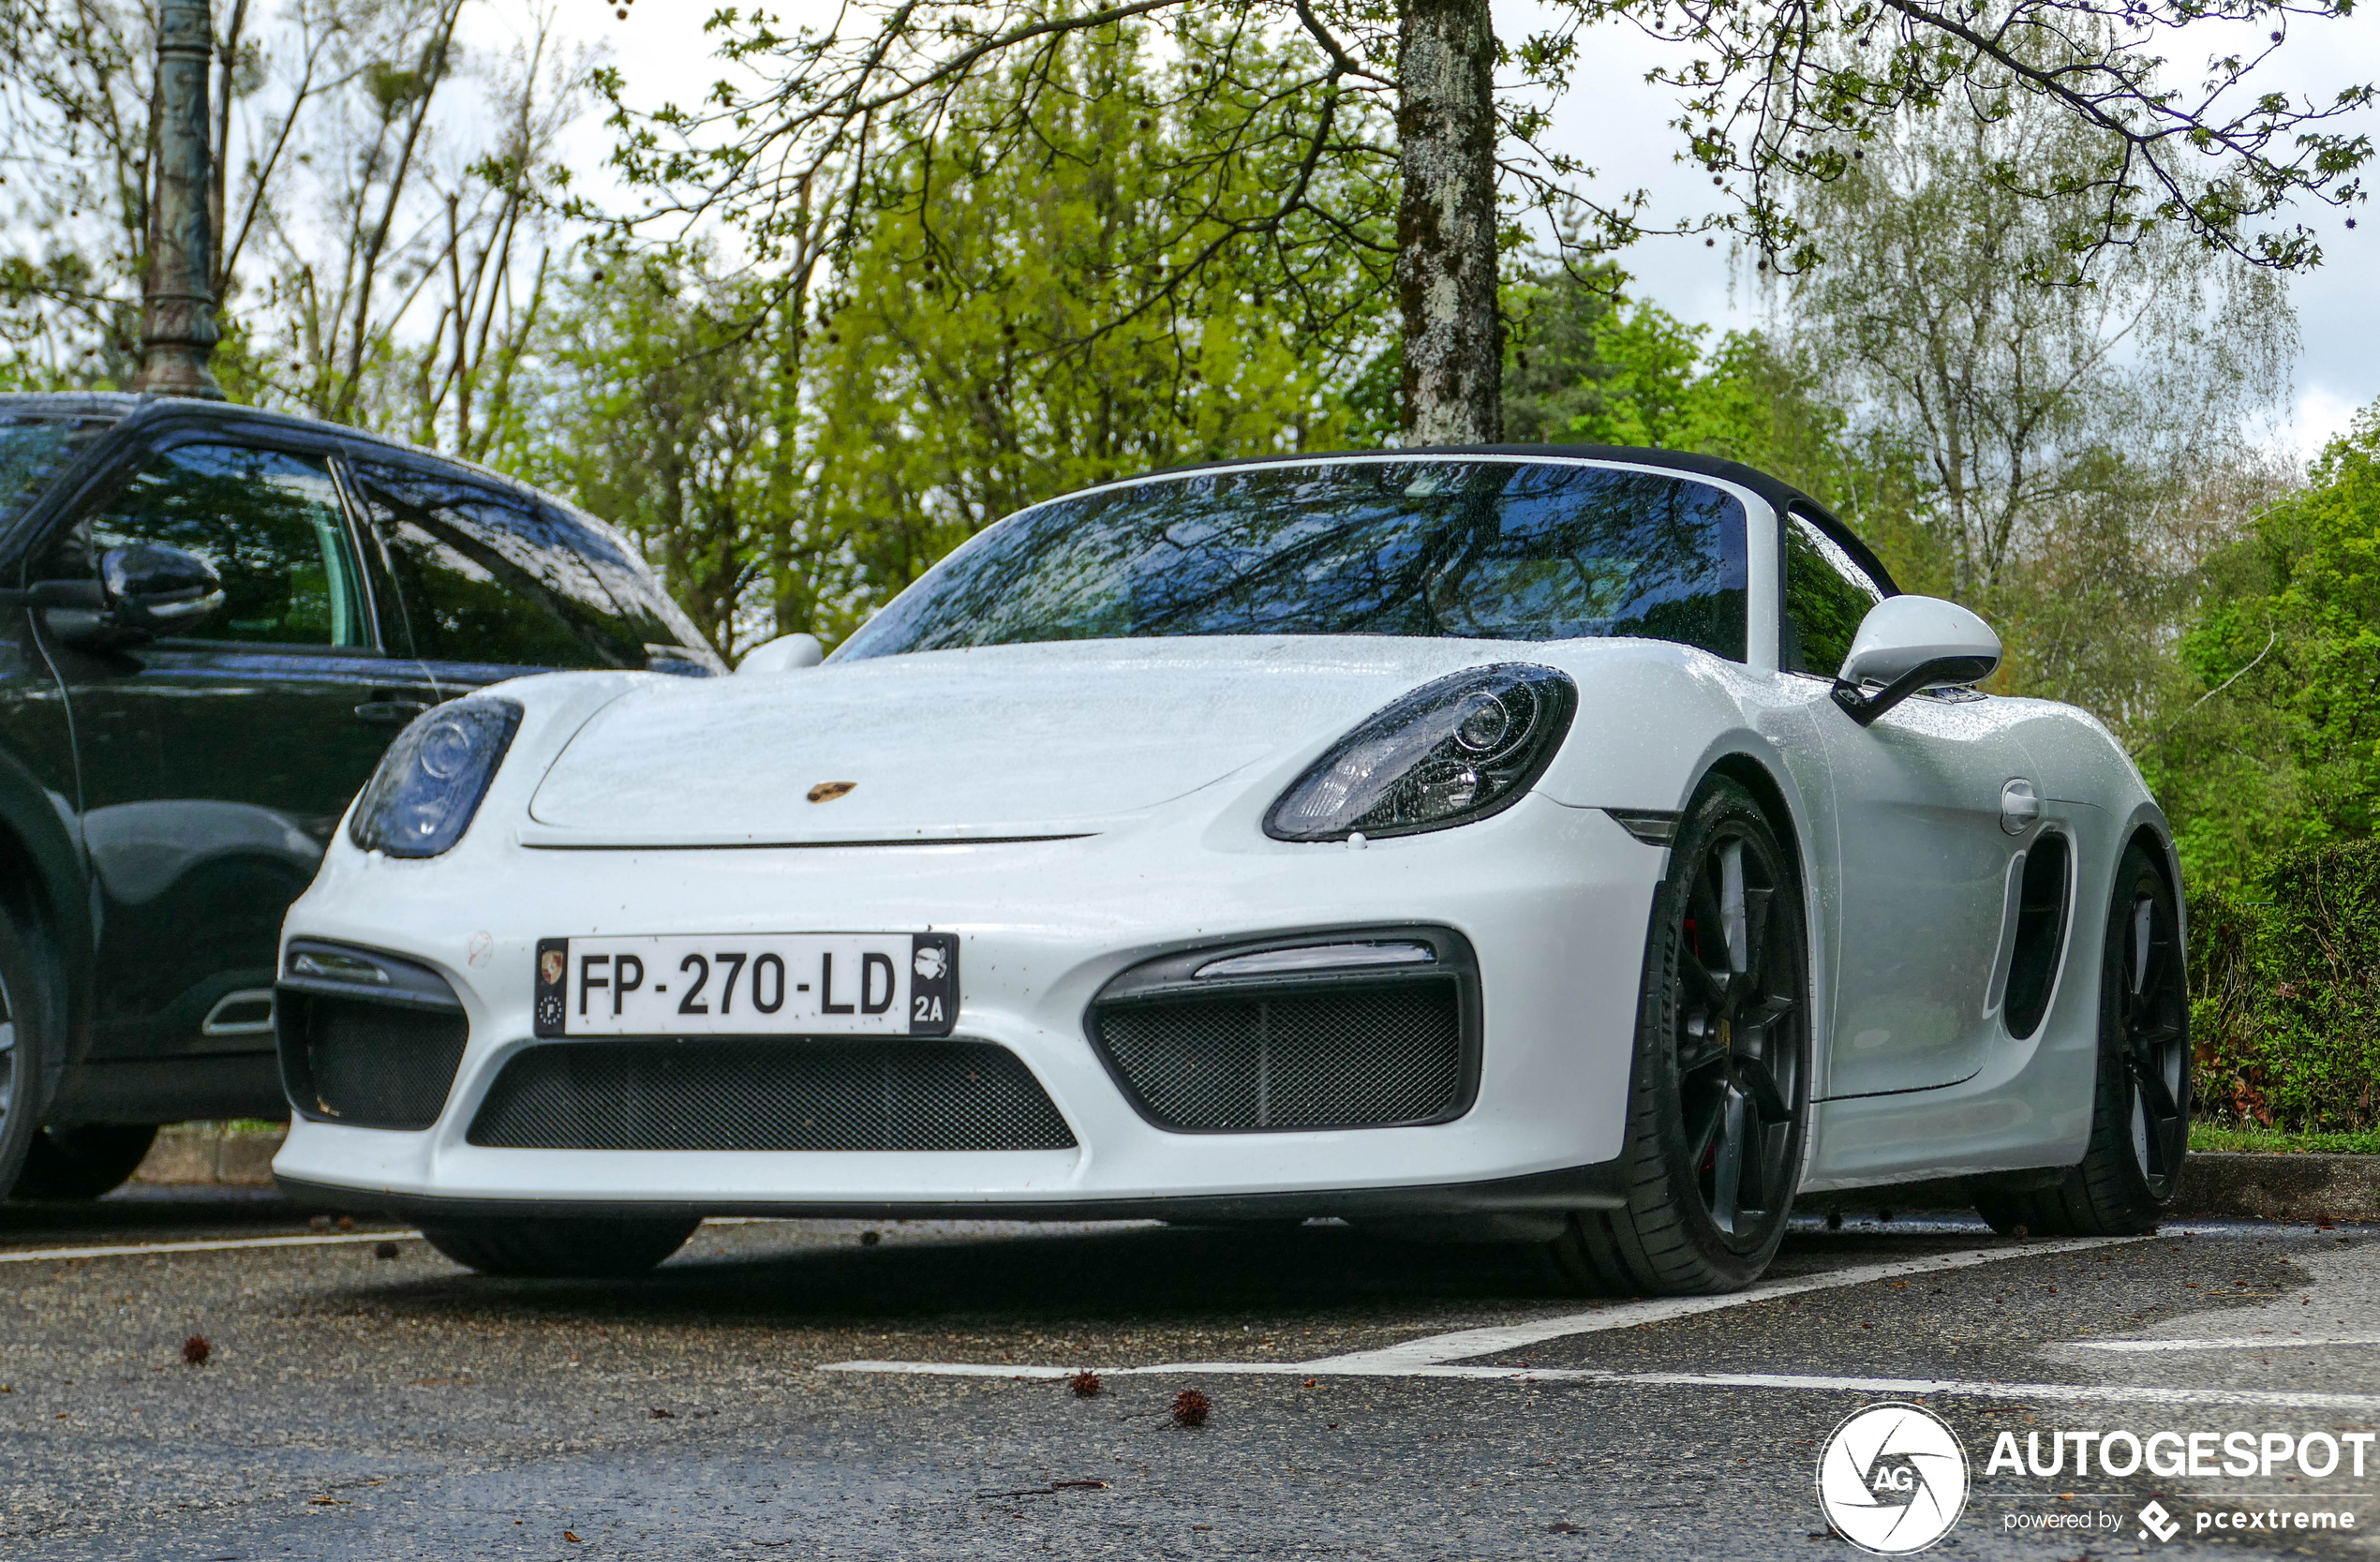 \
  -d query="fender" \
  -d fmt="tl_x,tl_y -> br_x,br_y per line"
0,685 -> 97,1108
